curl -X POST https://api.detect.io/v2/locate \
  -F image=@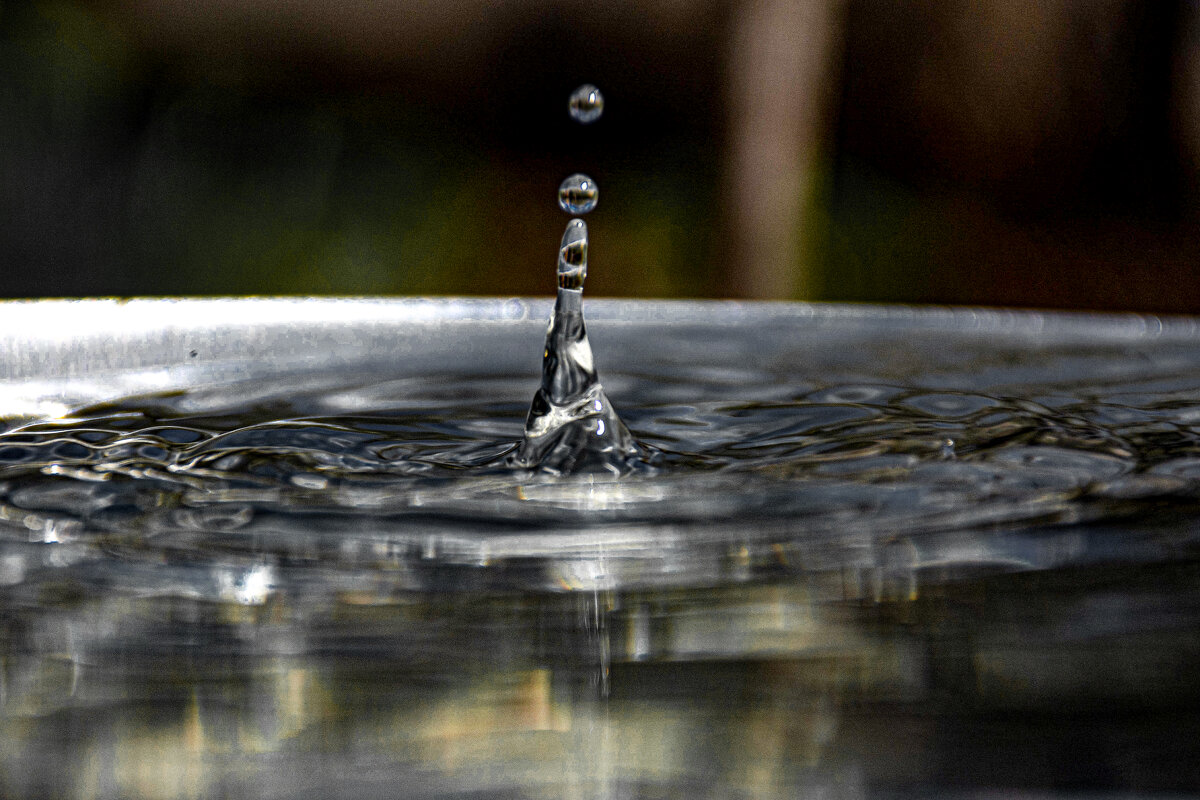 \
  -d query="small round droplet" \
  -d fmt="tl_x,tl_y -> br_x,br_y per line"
569,84 -> 604,124
558,174 -> 598,214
